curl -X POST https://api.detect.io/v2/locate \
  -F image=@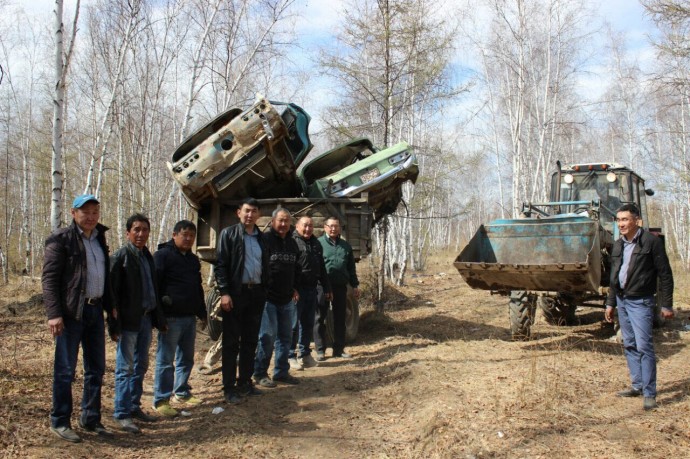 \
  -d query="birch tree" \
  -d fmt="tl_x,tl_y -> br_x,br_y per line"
51,0 -> 80,231
320,0 -> 465,303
